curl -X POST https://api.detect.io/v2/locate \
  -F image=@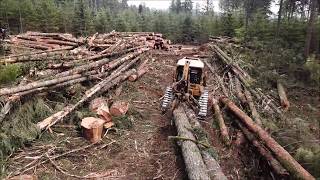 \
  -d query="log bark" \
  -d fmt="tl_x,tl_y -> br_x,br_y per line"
54,58 -> 110,77
236,121 -> 289,177
212,98 -> 230,145
172,106 -> 211,180
110,101 -> 129,117
0,71 -> 97,96
43,39 -> 78,47
277,82 -> 290,111
244,88 -> 262,126
128,67 -> 148,81
182,103 -> 228,180
220,97 -> 315,180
